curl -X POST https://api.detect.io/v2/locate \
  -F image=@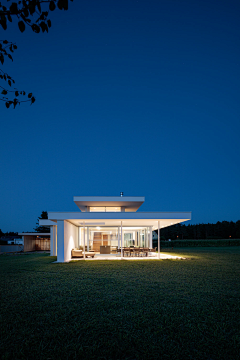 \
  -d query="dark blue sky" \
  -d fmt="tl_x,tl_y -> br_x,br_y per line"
1,0 -> 240,232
